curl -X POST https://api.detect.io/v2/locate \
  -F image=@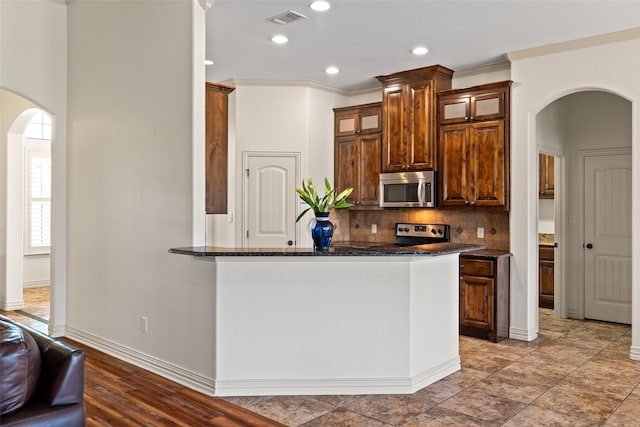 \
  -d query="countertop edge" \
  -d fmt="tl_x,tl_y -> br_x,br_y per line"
169,243 -> 485,257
